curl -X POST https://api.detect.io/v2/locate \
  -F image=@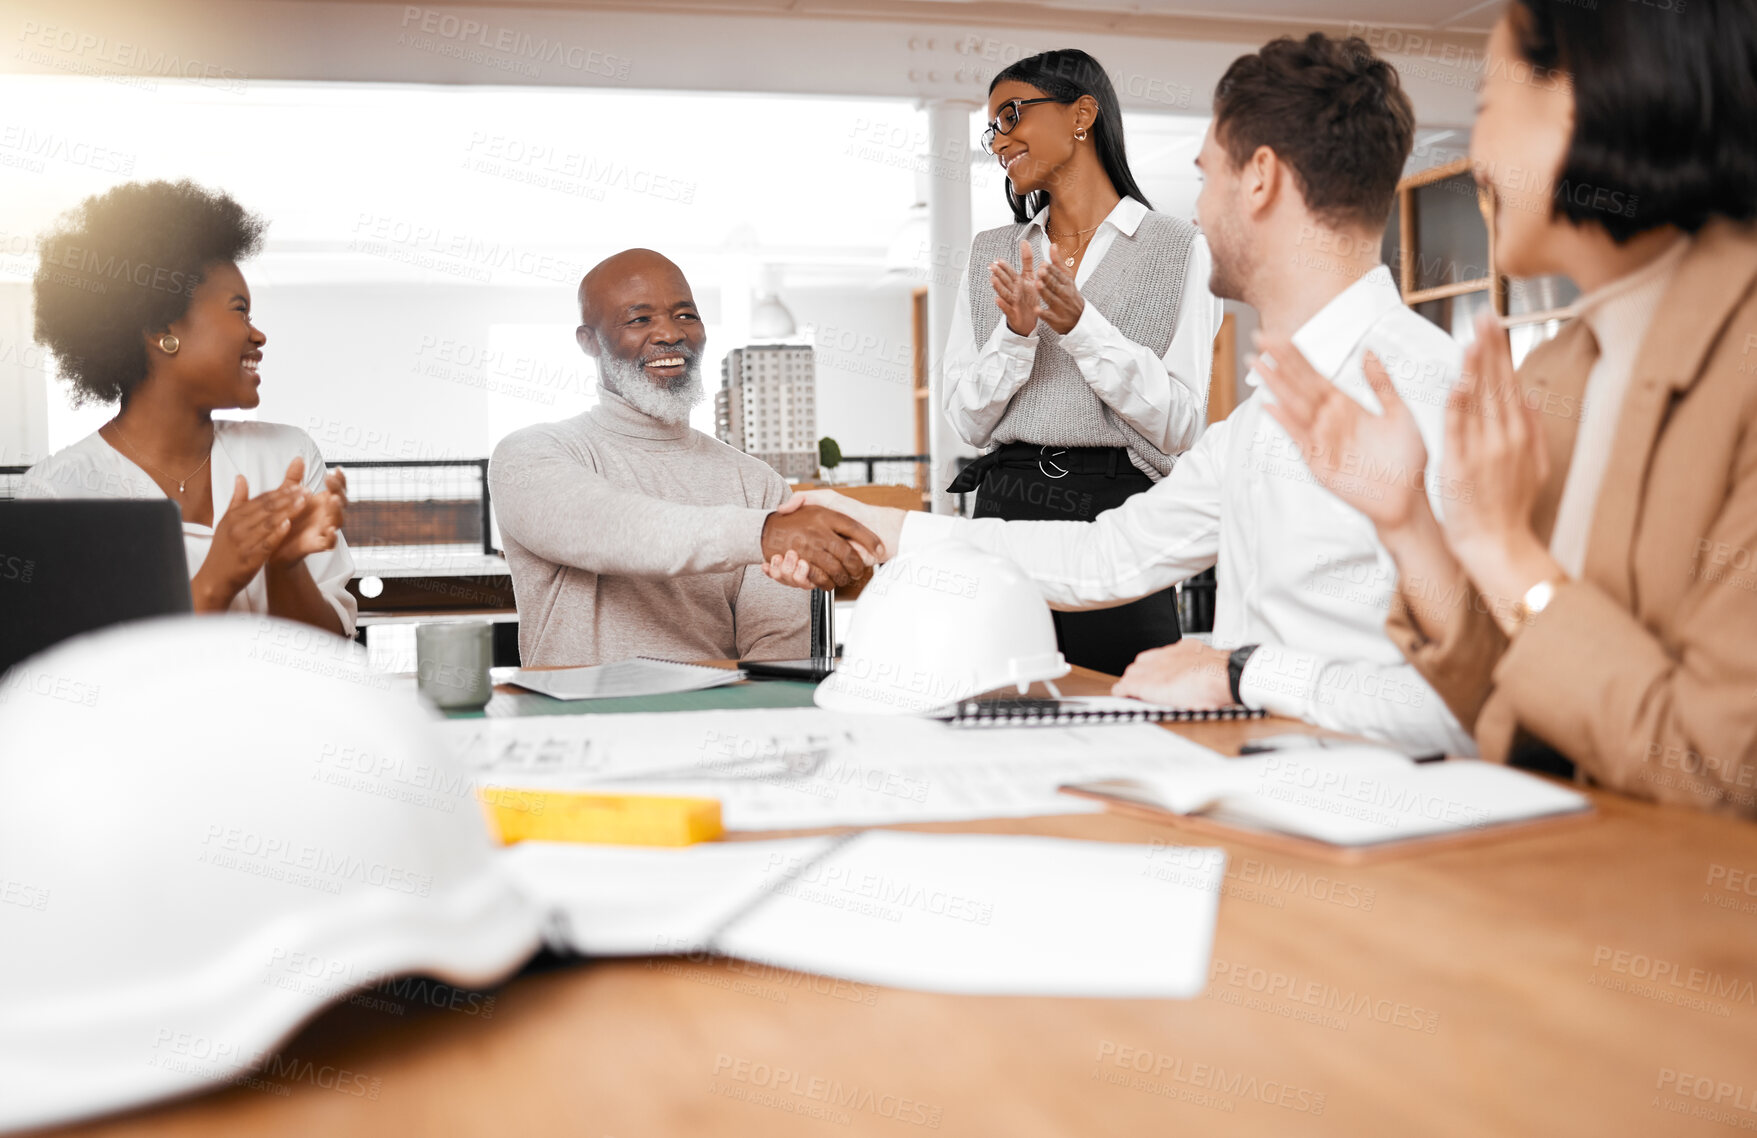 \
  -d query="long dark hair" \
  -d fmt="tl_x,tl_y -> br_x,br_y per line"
990,49 -> 1152,224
